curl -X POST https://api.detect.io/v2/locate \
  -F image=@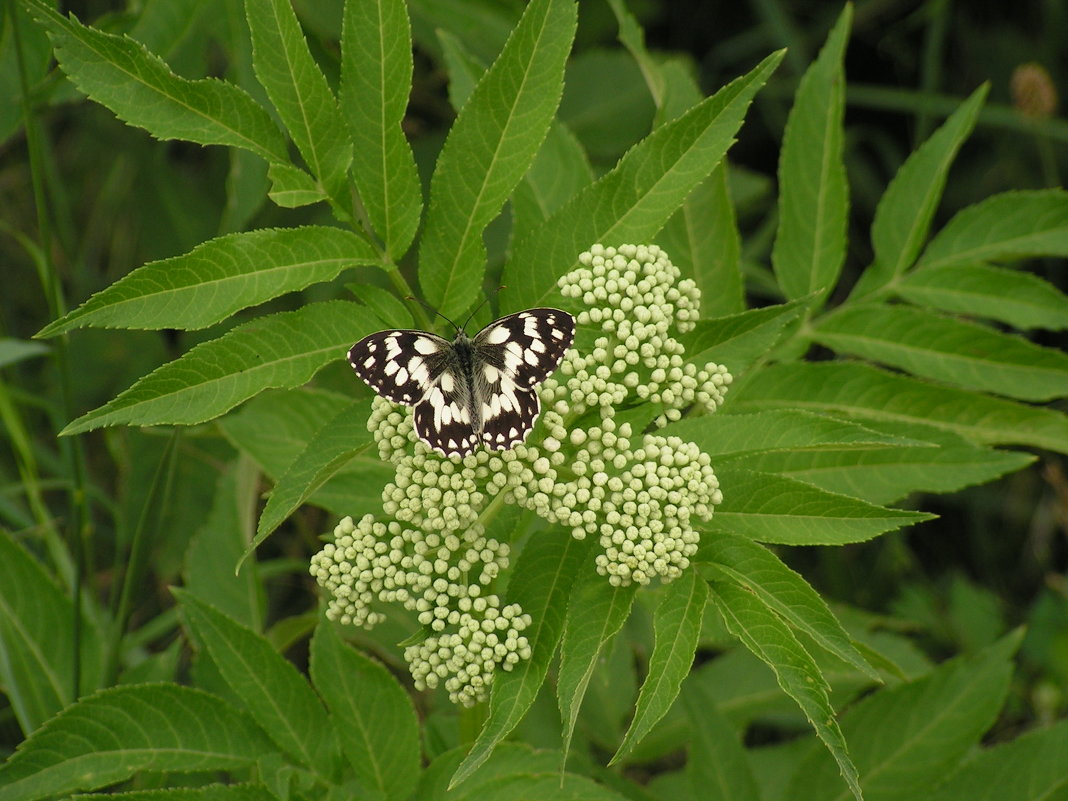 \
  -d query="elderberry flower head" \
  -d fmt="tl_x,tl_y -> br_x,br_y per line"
311,243 -> 728,704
